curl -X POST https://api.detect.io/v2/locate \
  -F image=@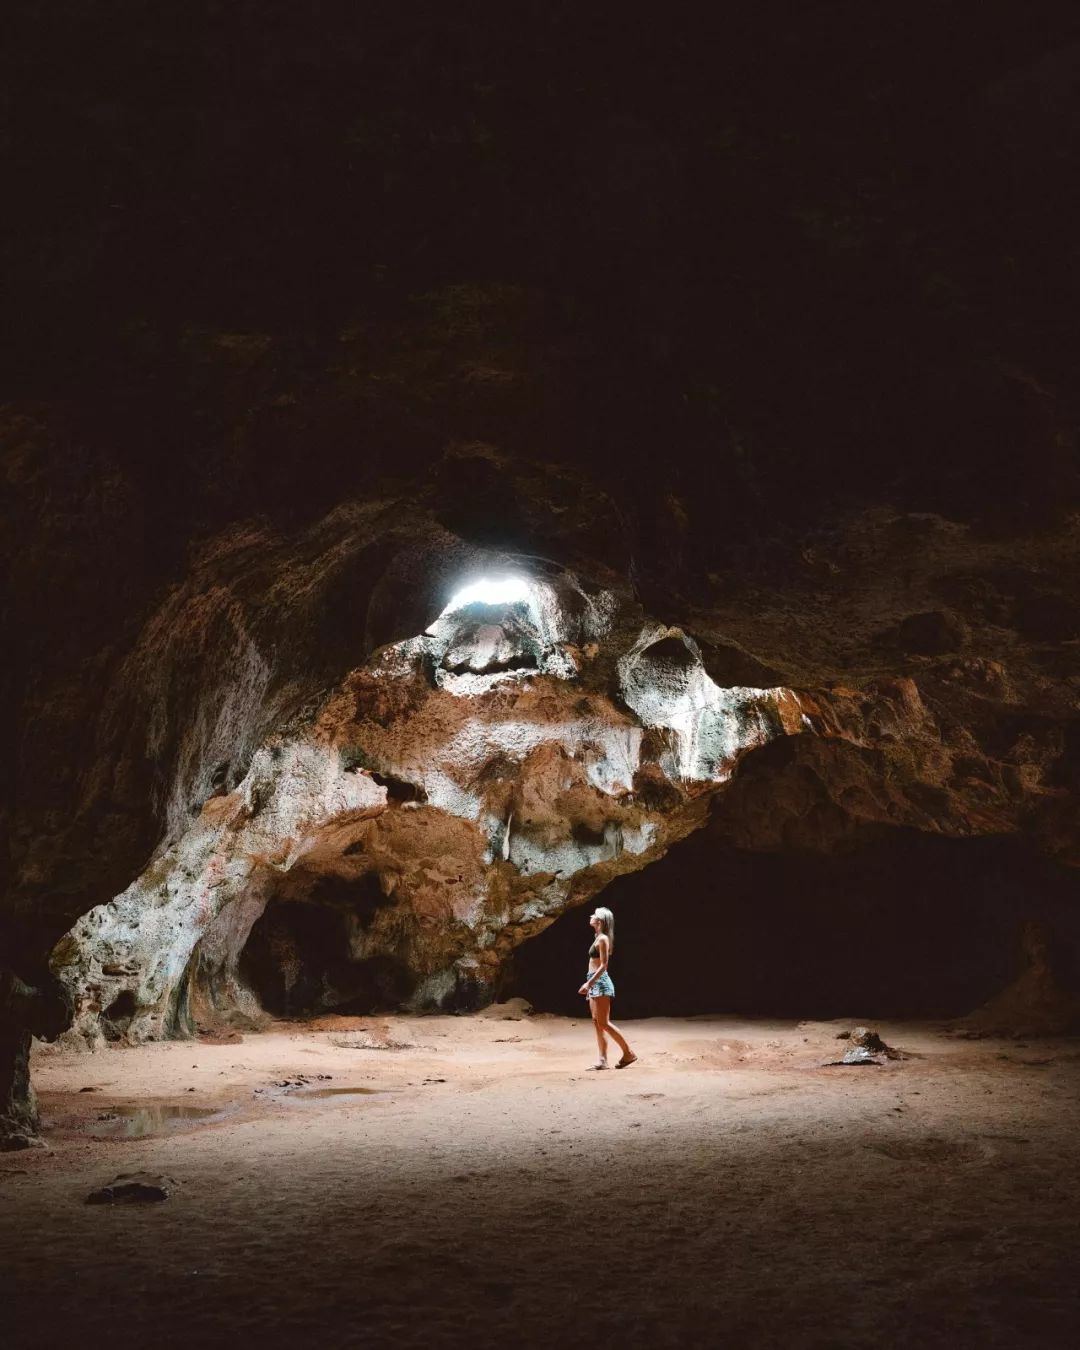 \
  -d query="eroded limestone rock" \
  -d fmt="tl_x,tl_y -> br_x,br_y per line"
53,741 -> 386,1046
53,540 -> 1080,1046
0,970 -> 67,1144
52,582 -> 805,1041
